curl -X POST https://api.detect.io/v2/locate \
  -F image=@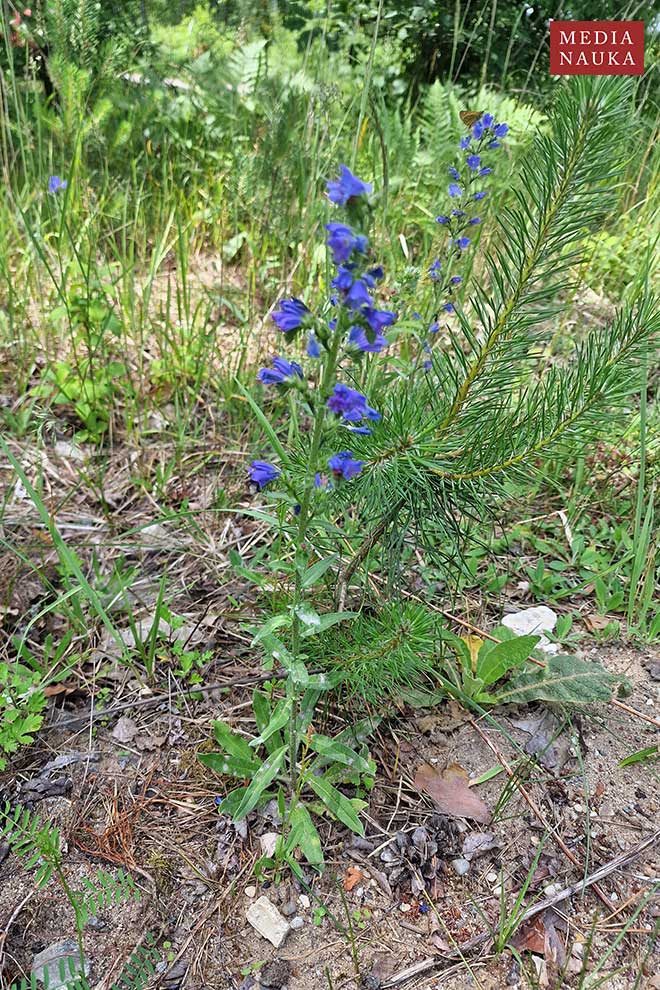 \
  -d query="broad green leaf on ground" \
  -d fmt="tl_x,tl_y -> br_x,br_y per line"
494,654 -> 618,705
250,697 -> 291,748
233,745 -> 286,820
288,802 -> 324,867
307,777 -> 365,835
476,634 -> 541,686
212,721 -> 258,763
216,787 -> 248,817
414,762 -> 491,823
309,734 -> 371,773
198,752 -> 261,778
252,690 -> 283,754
